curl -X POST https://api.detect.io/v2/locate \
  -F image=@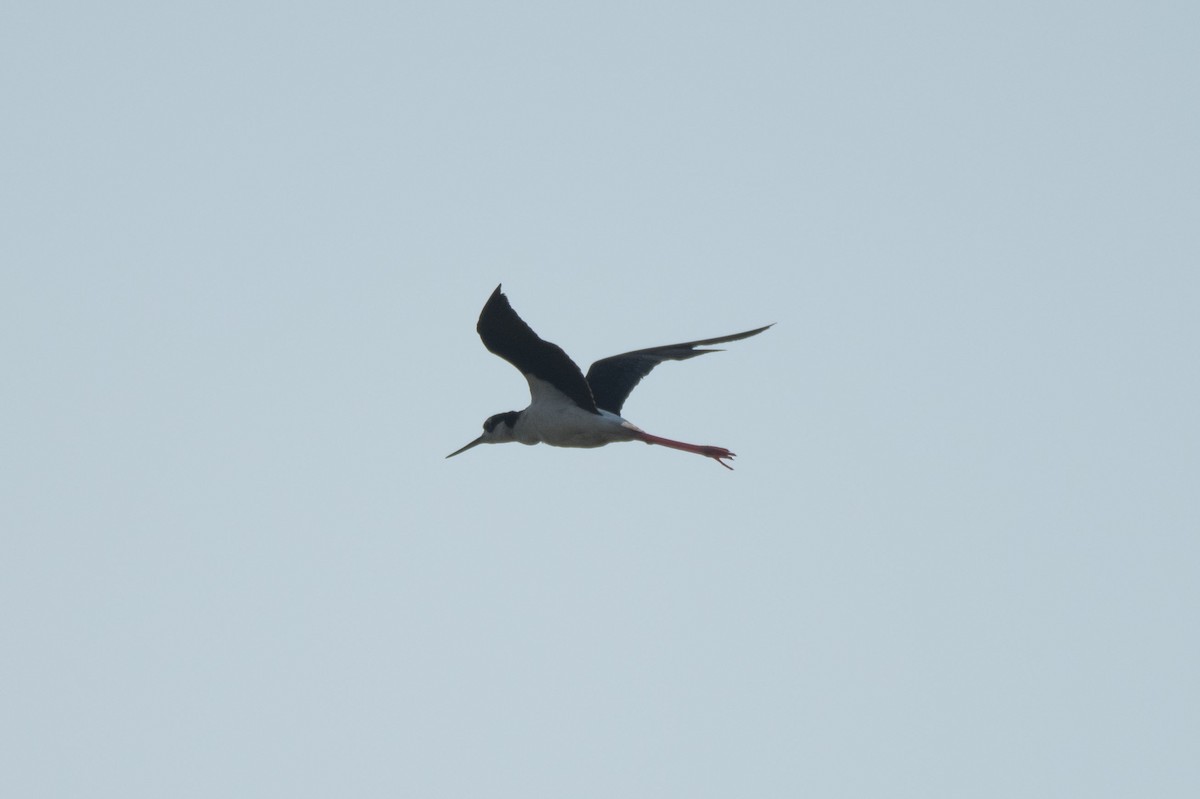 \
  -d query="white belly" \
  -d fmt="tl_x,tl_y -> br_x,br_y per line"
514,405 -> 639,449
